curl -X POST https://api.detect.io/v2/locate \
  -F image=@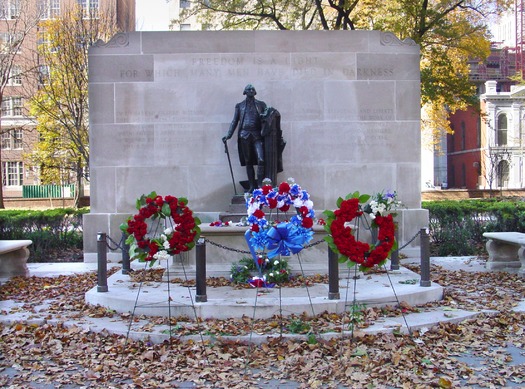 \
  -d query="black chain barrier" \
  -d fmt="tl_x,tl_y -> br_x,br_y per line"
397,230 -> 421,252
105,234 -> 125,251
203,237 -> 326,254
